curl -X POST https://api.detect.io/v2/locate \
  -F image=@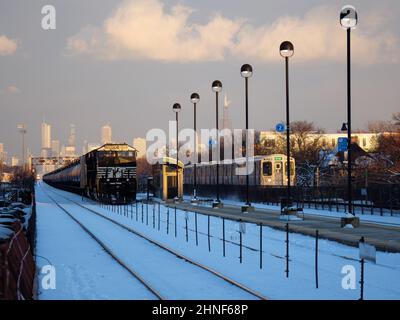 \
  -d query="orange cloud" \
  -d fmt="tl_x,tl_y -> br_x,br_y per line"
66,1 -> 400,65
0,35 -> 17,56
